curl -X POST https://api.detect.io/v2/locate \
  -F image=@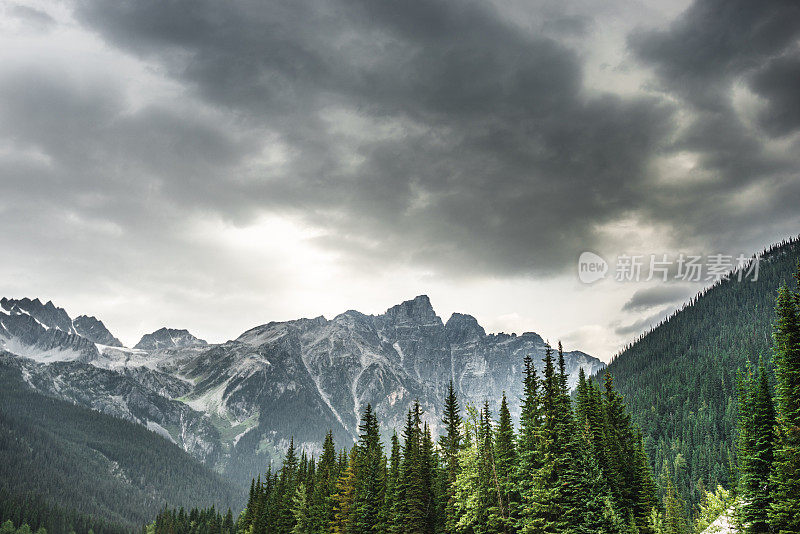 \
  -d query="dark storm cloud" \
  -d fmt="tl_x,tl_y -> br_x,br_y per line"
628,0 -> 800,254
750,54 -> 800,137
4,0 -> 797,286
631,0 -> 800,106
622,285 -> 694,313
64,0 -> 674,276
